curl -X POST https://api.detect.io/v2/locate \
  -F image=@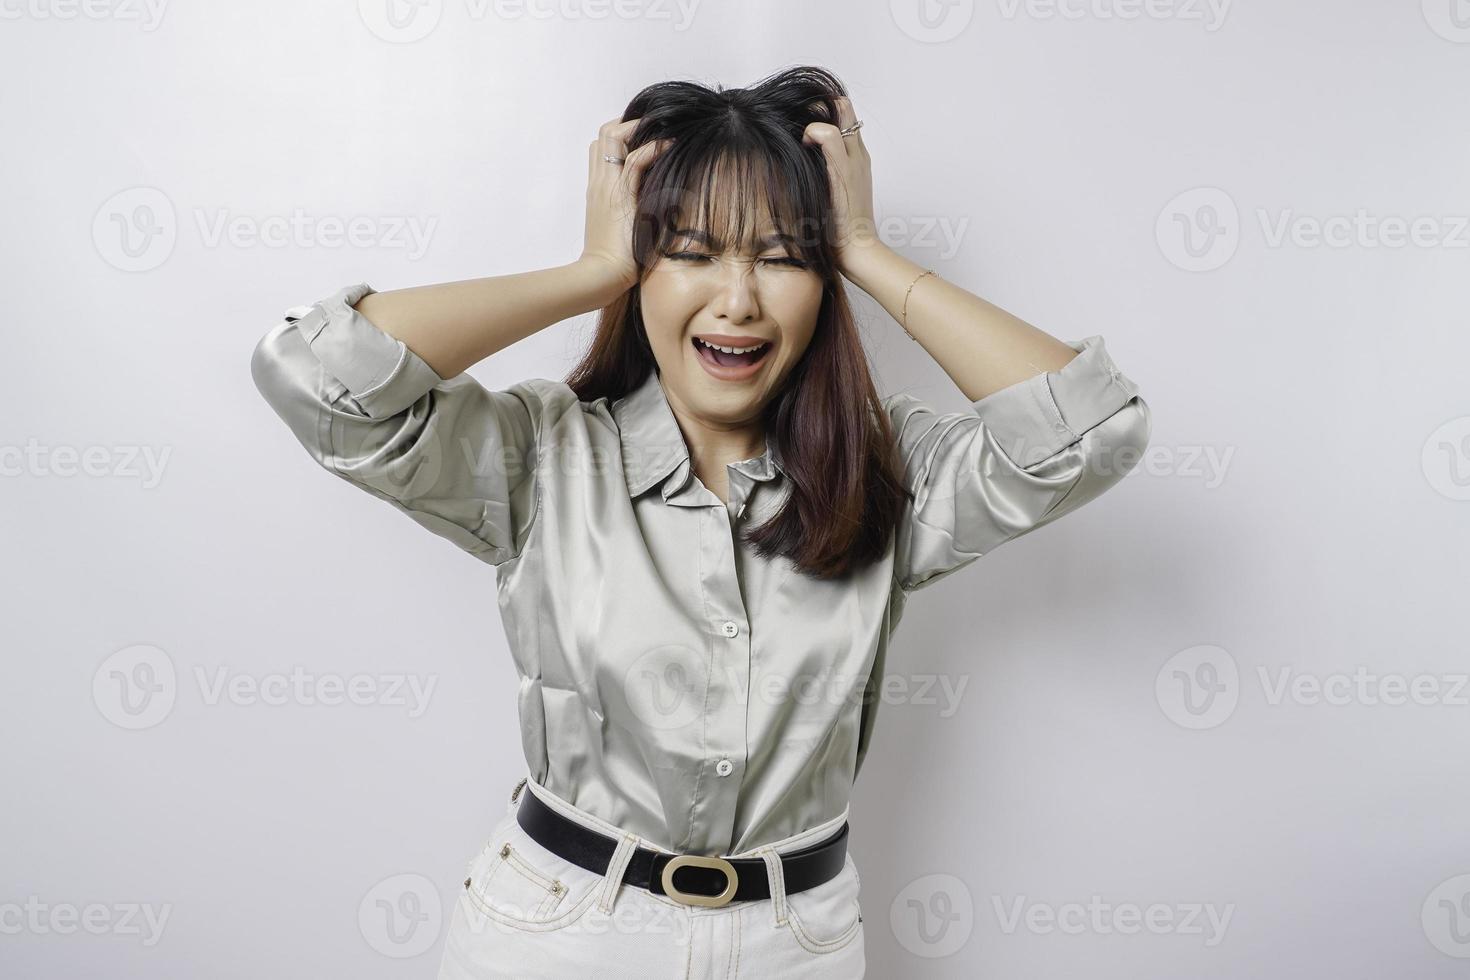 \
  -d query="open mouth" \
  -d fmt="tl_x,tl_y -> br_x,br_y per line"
691,336 -> 773,369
